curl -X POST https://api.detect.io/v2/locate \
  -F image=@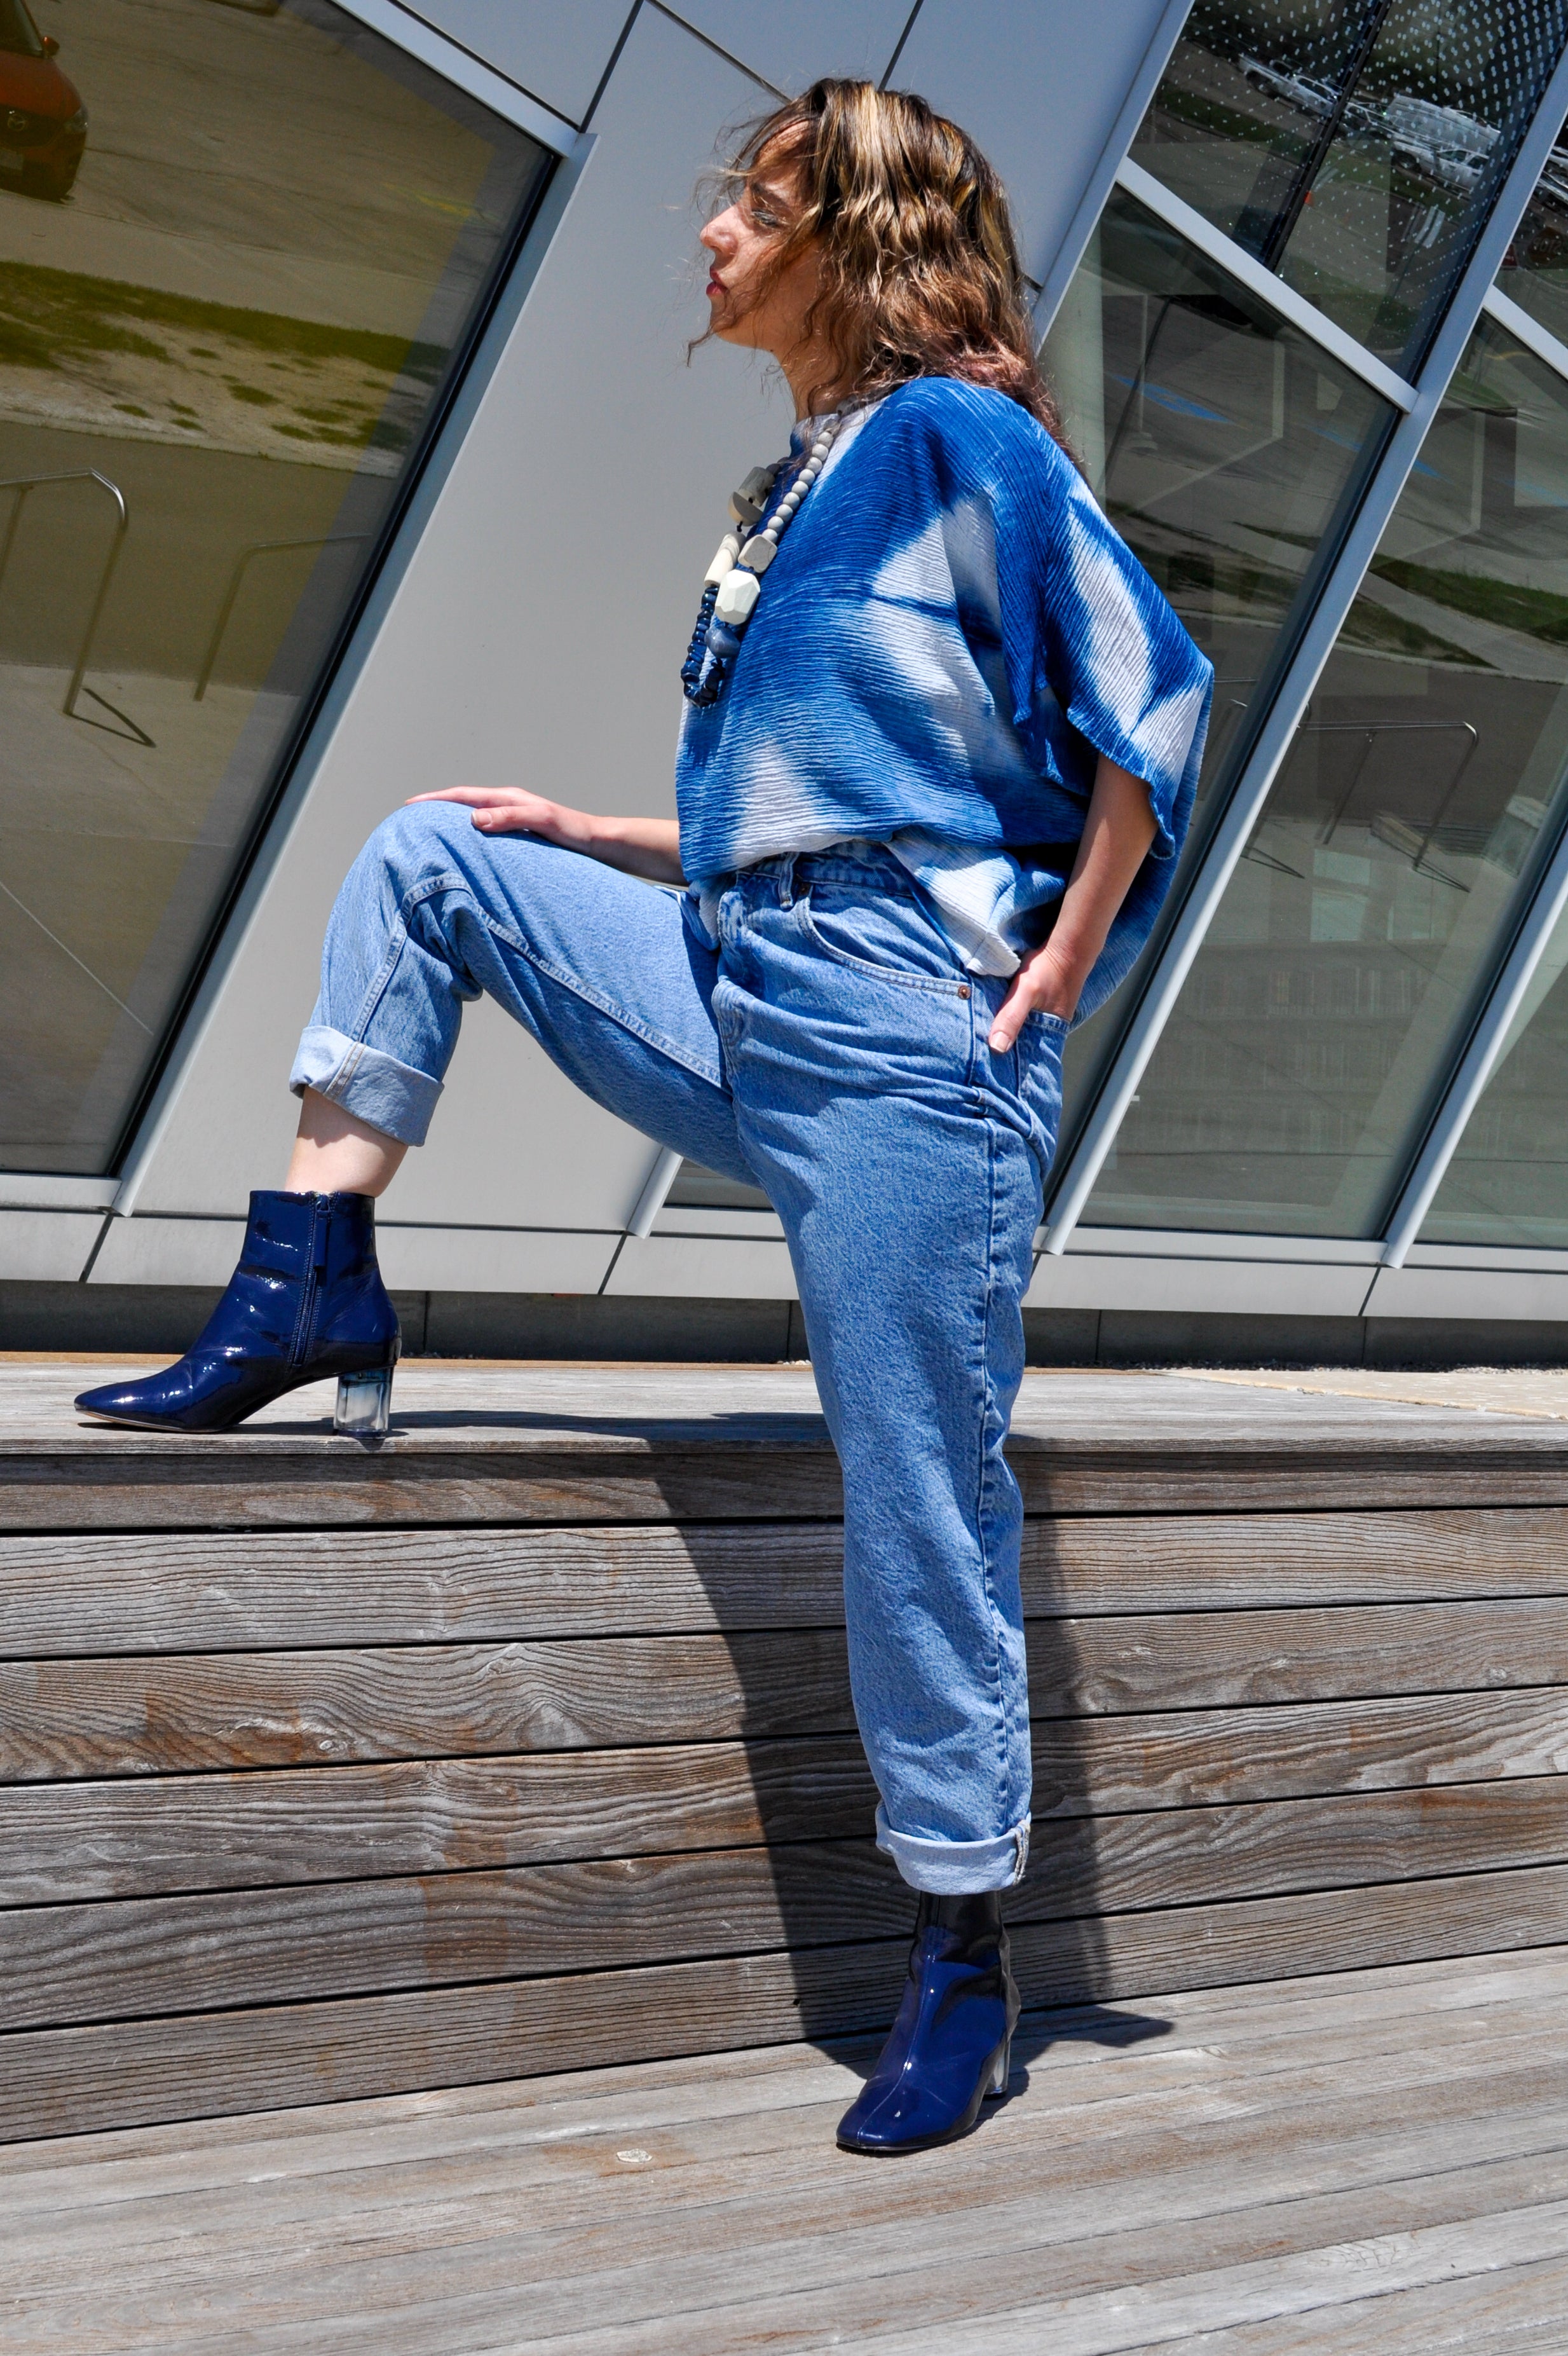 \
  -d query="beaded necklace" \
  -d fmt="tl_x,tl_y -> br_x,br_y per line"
681,411 -> 842,706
